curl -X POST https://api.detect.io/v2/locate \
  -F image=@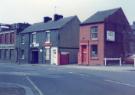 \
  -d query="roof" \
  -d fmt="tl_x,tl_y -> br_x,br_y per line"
82,8 -> 121,25
22,16 -> 76,33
